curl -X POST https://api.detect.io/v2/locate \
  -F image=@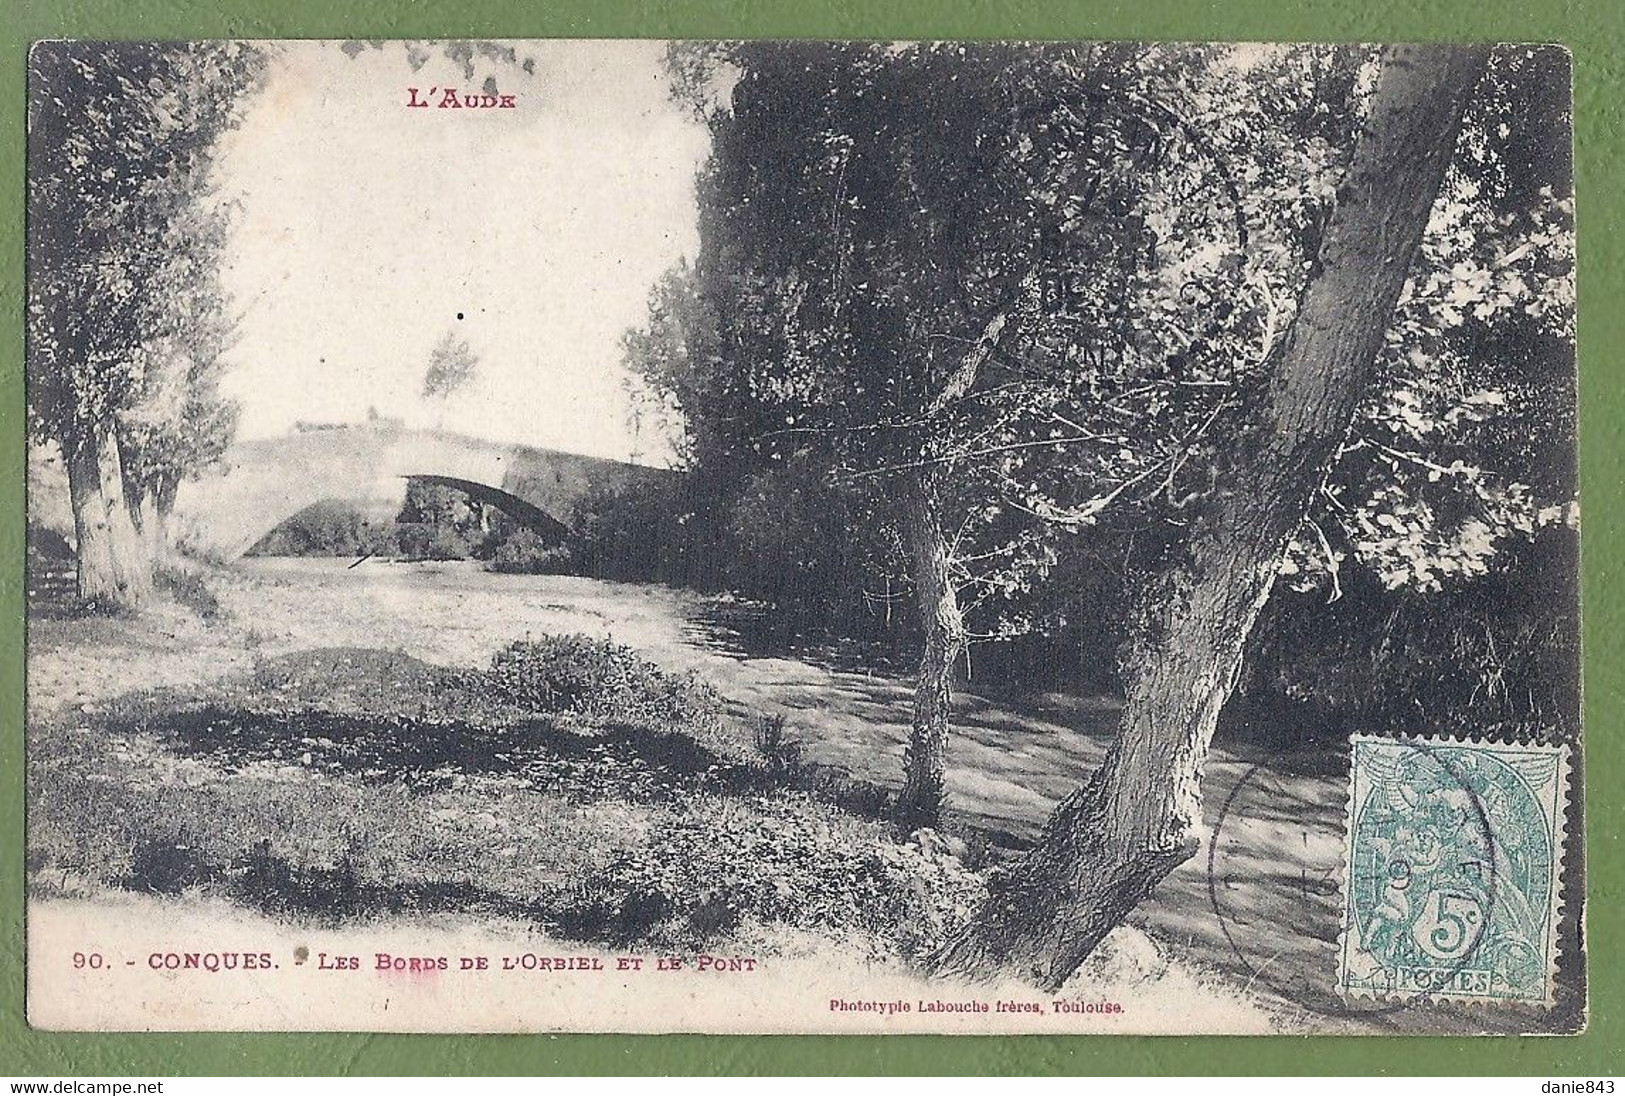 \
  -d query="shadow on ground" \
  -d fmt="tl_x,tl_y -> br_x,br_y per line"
680,600 -> 1578,1034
